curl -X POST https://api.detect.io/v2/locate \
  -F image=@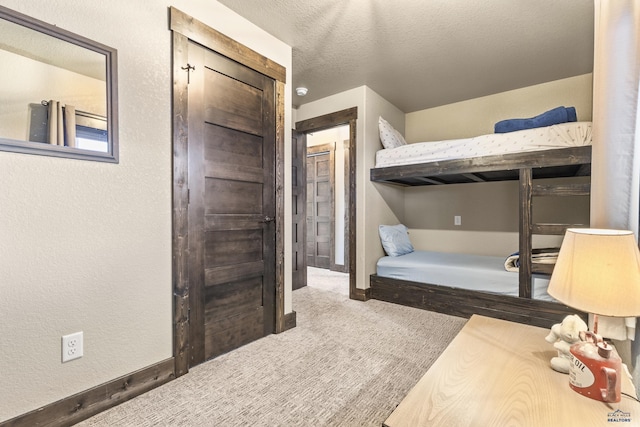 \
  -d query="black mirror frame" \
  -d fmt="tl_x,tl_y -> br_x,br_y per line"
0,5 -> 118,163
